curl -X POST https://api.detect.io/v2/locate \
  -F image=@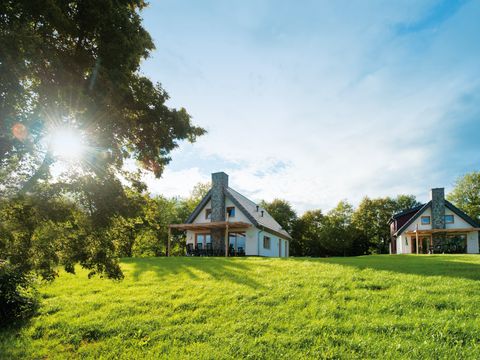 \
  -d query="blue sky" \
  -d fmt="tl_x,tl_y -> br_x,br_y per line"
137,0 -> 480,213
